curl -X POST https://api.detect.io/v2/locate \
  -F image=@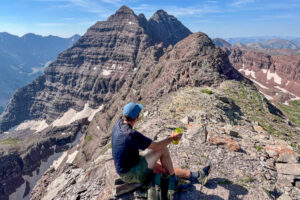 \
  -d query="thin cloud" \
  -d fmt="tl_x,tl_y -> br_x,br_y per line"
34,0 -> 110,14
132,3 -> 220,18
36,22 -> 70,26
101,0 -> 122,6
232,0 -> 255,6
